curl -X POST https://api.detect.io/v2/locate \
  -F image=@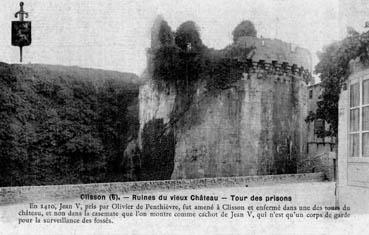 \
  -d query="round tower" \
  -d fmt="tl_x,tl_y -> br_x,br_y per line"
138,18 -> 312,180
